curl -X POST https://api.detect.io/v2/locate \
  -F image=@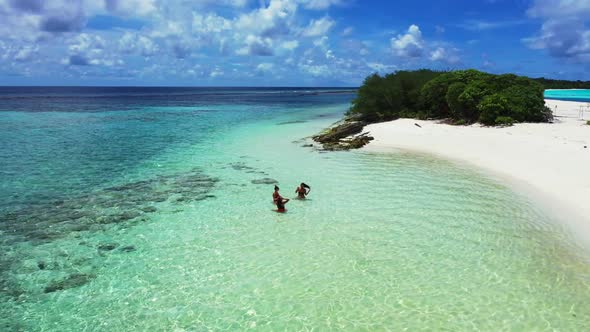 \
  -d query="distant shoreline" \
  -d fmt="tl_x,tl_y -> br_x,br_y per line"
361,99 -> 590,250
